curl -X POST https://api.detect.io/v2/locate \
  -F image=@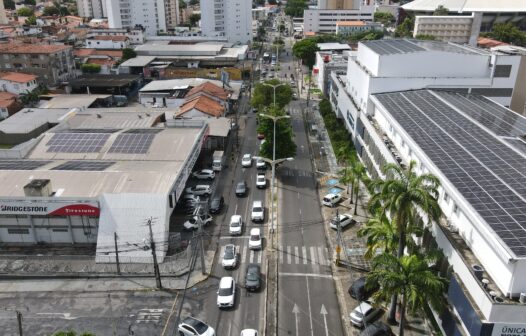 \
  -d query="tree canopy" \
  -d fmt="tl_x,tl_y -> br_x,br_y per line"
485,22 -> 526,47
189,13 -> 201,27
24,15 -> 36,25
374,11 -> 395,26
394,17 -> 414,38
257,106 -> 296,160
251,79 -> 292,110
284,0 -> 307,17
4,0 -> 15,10
43,6 -> 60,16
122,48 -> 137,61
292,38 -> 319,69
81,63 -> 101,74
17,7 -> 34,17
433,5 -> 449,16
